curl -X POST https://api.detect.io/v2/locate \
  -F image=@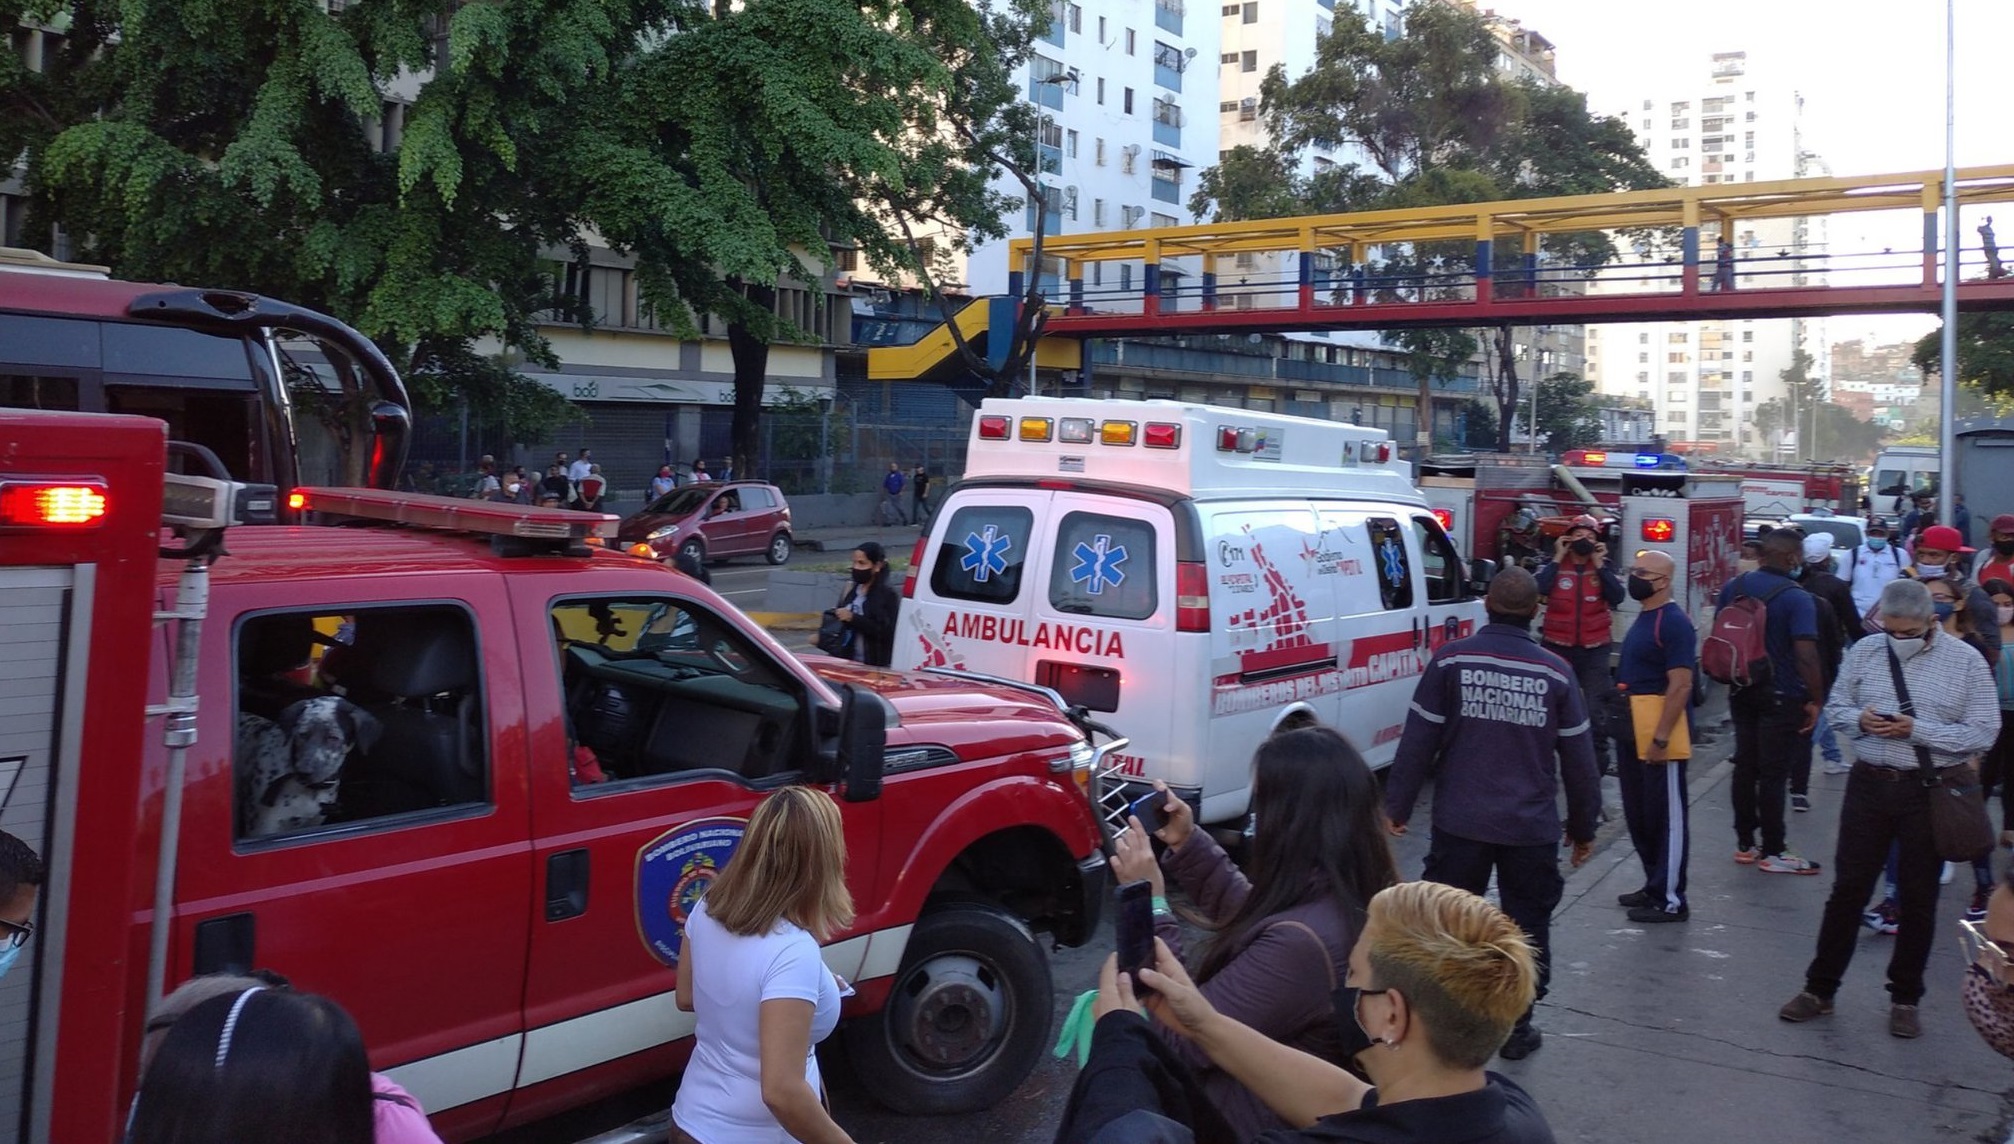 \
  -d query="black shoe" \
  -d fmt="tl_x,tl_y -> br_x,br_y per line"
1627,905 -> 1690,923
1617,889 -> 1654,908
1498,1023 -> 1543,1060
